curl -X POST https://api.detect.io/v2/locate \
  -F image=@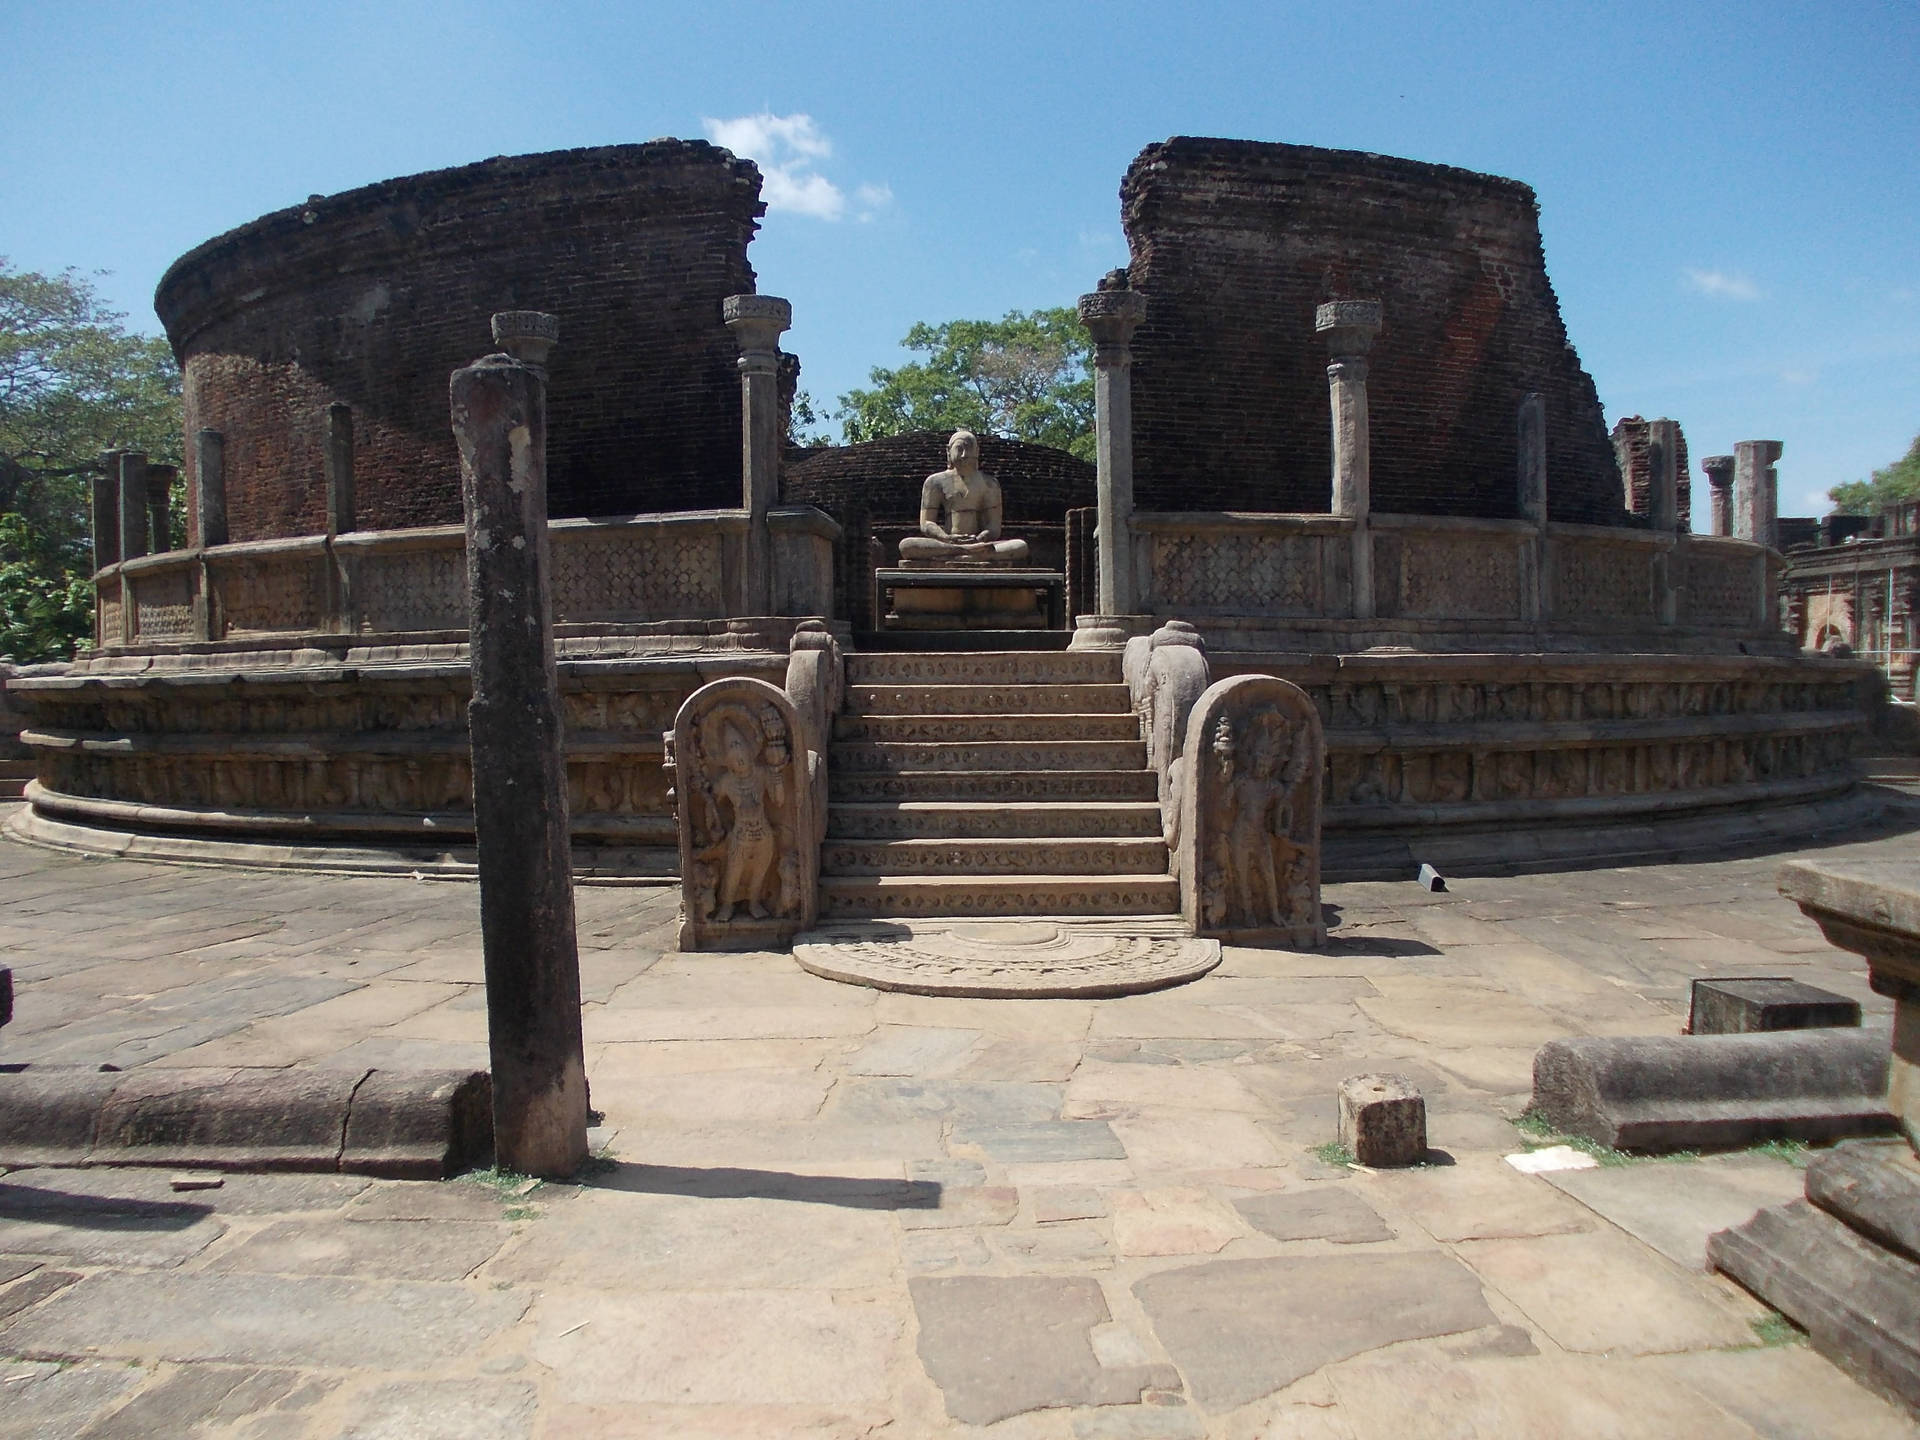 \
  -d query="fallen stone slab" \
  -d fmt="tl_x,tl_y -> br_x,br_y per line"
1530,1027 -> 1897,1152
1710,1198 -> 1920,1418
1688,976 -> 1860,1034
0,1066 -> 490,1178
